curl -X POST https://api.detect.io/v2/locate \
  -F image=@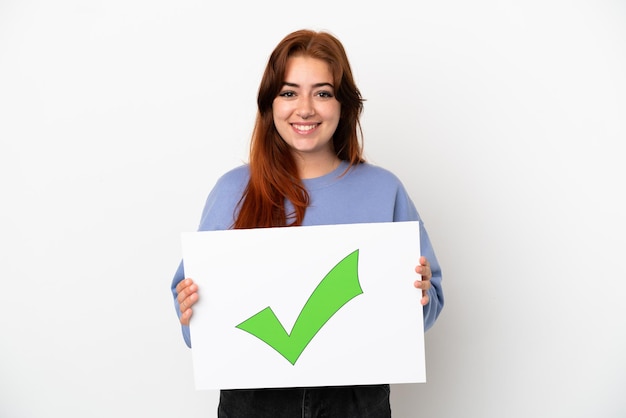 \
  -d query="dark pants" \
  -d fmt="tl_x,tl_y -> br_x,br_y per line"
218,384 -> 391,418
